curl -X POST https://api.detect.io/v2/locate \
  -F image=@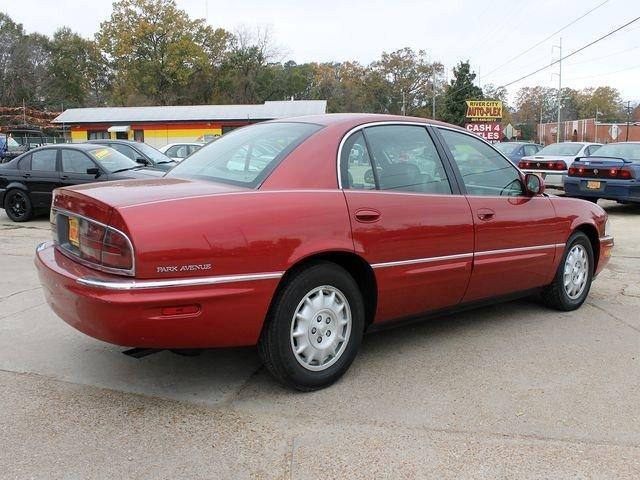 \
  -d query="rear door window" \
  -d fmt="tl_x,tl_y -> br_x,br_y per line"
341,131 -> 375,190
364,125 -> 452,194
31,149 -> 58,172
